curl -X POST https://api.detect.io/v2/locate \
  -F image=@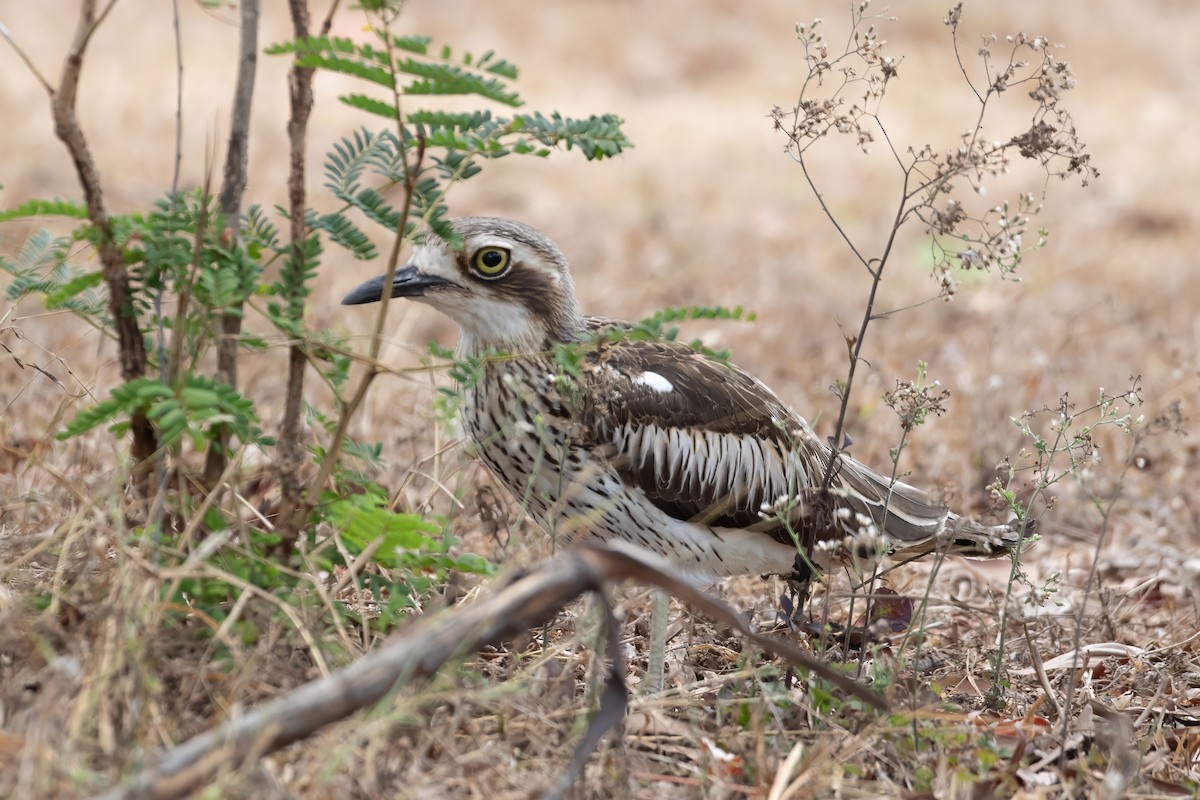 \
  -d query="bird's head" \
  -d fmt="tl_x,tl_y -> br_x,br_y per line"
342,217 -> 582,354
